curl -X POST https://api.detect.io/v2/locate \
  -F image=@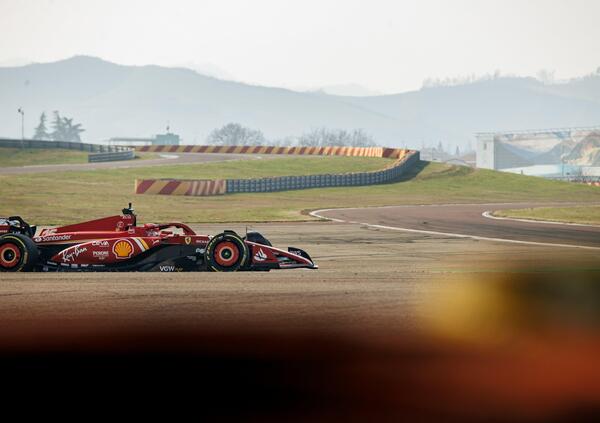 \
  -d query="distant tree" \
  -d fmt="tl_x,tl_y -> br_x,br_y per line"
297,129 -> 322,146
206,123 -> 266,146
348,129 -> 376,147
33,112 -> 50,140
271,136 -> 296,147
50,111 -> 66,141
298,128 -> 377,147
536,69 -> 555,84
62,117 -> 85,142
49,111 -> 85,142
